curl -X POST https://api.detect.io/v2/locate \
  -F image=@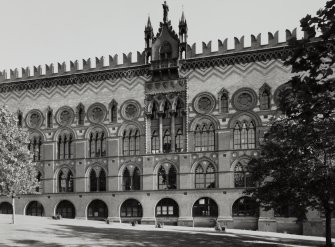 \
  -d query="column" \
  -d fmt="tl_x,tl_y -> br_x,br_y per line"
170,112 -> 176,152
159,113 -> 163,153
